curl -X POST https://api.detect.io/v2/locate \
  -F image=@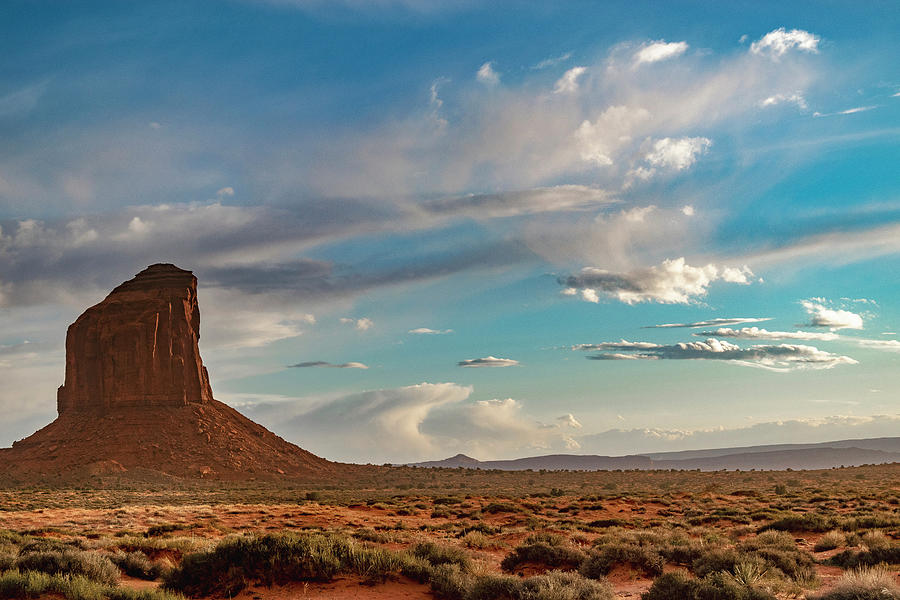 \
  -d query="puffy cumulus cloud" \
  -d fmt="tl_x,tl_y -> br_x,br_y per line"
476,61 -> 499,85
557,413 -> 582,429
289,361 -> 368,369
575,105 -> 651,166
801,300 -> 863,330
581,338 -> 857,371
631,137 -> 712,180
559,257 -> 753,305
577,415 -> 900,456
759,92 -> 807,109
647,317 -> 773,329
633,40 -> 689,65
409,327 -> 453,335
572,340 -> 661,351
696,327 -> 839,341
239,383 -> 582,462
341,317 -> 374,331
750,28 -> 820,59
457,356 -> 519,368
553,66 -> 587,94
